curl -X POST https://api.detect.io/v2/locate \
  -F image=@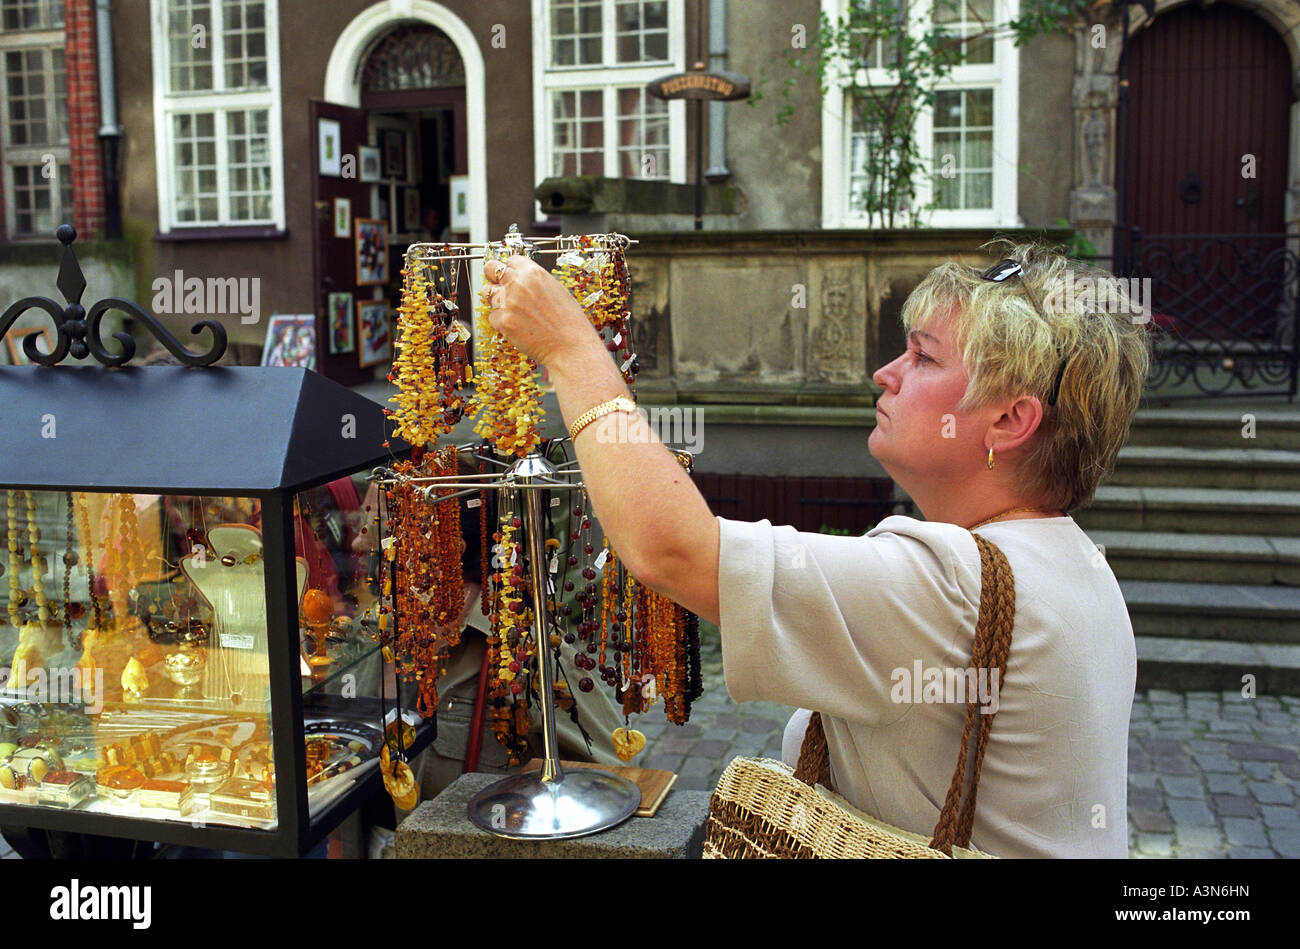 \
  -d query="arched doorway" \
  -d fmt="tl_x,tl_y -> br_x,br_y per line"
312,3 -> 485,386
1117,2 -> 1298,395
